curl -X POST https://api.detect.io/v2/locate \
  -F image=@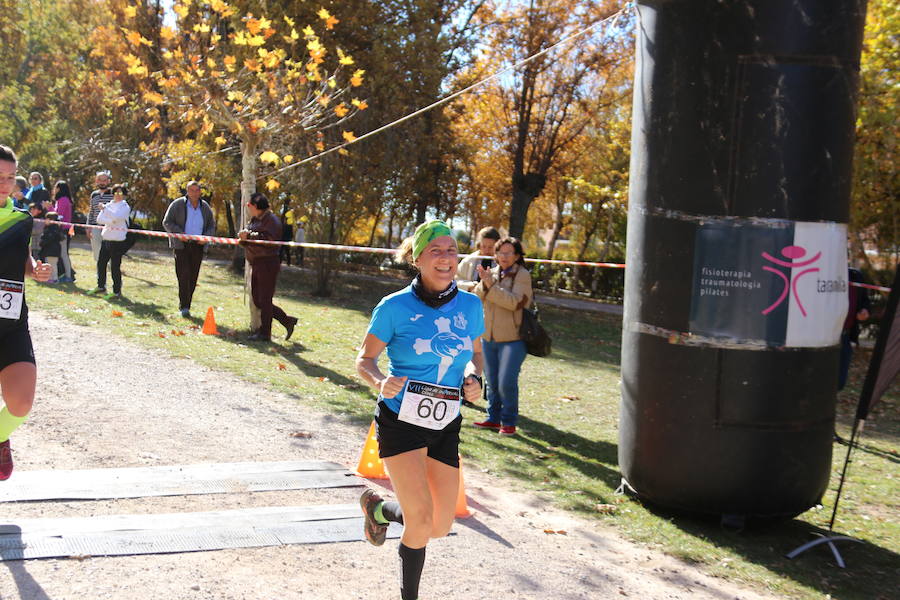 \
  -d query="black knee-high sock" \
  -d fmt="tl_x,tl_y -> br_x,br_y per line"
398,543 -> 426,600
382,501 -> 404,525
